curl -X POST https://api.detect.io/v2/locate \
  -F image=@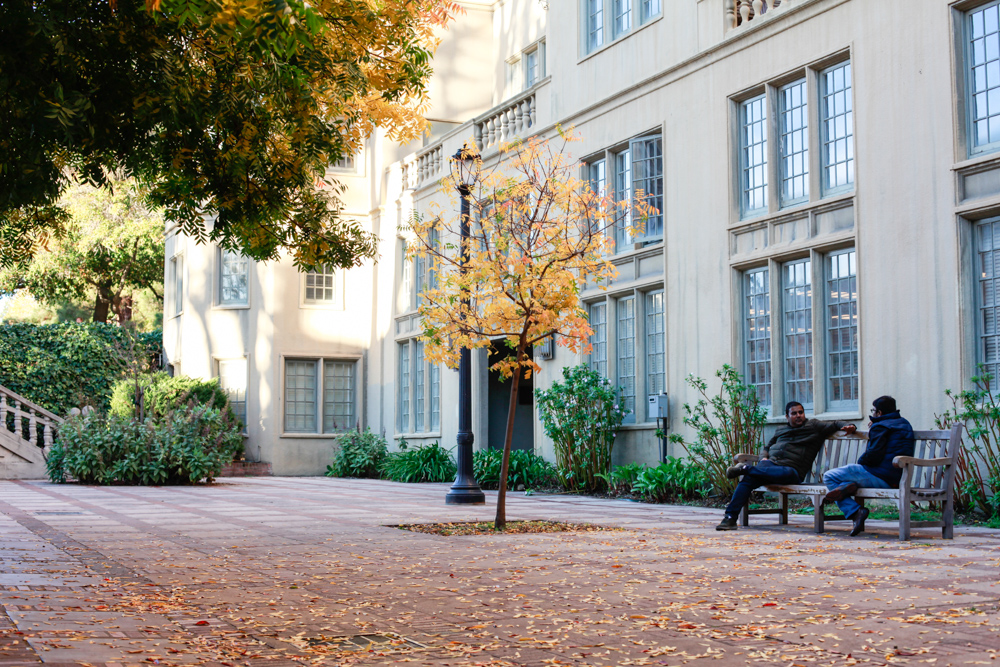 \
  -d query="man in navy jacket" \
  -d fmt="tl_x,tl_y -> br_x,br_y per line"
822,395 -> 915,536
